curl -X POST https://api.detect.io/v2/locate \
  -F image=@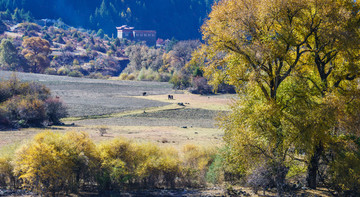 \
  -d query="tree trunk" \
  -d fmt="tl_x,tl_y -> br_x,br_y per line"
306,143 -> 323,189
275,164 -> 289,197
